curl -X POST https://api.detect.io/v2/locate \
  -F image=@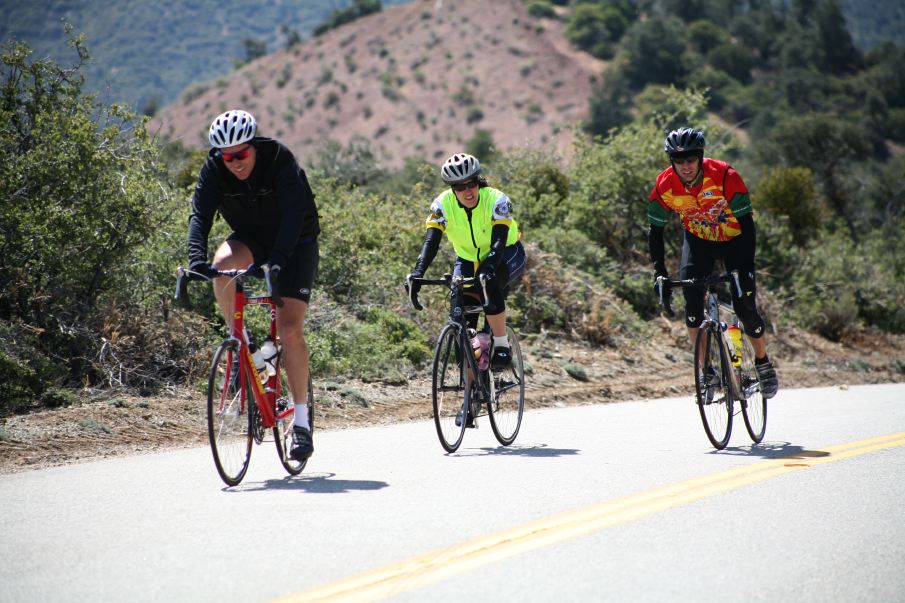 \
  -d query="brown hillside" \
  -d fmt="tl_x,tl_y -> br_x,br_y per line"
152,0 -> 604,167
